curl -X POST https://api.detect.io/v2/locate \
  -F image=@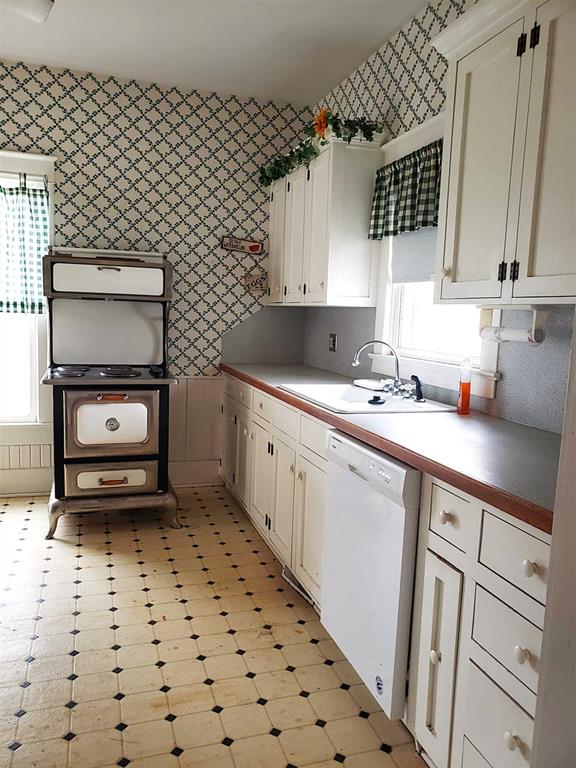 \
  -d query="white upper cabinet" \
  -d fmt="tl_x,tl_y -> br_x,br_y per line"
266,140 -> 380,307
267,179 -> 286,304
434,0 -> 576,305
